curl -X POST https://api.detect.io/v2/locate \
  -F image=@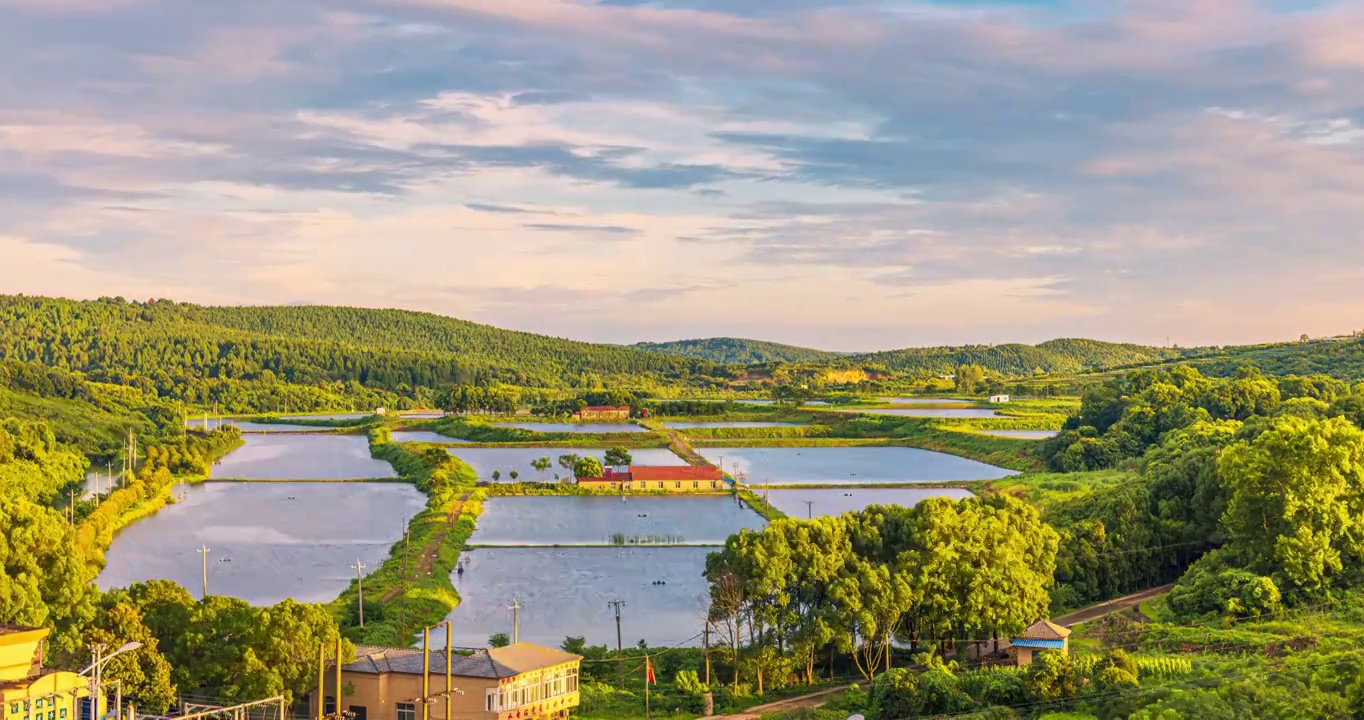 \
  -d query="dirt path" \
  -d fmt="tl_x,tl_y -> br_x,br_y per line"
697,685 -> 850,720
1052,583 -> 1174,627
645,422 -> 711,466
379,491 -> 471,602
